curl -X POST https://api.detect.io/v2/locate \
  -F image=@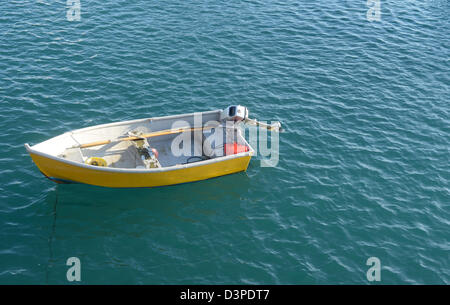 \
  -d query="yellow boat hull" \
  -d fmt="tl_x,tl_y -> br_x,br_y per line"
29,151 -> 252,188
